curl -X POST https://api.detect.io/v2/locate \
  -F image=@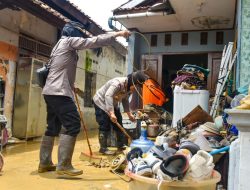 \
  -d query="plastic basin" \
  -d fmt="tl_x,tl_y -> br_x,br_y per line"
125,169 -> 221,190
